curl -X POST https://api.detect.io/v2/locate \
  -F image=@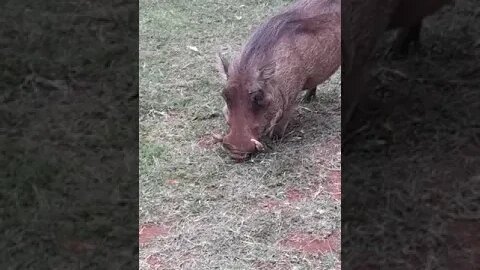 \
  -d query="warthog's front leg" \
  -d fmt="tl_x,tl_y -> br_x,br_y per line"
270,106 -> 295,139
302,87 -> 317,103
